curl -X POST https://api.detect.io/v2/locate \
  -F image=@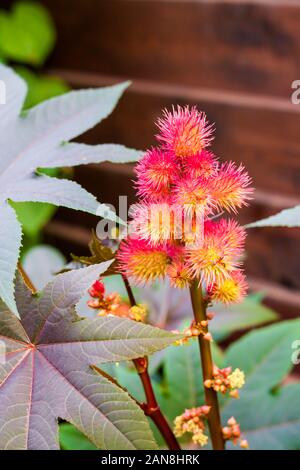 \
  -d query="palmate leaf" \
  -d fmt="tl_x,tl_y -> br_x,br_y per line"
60,321 -> 300,450
230,385 -> 300,450
224,320 -> 300,393
59,340 -> 221,451
0,264 -> 182,450
221,319 -> 300,449
0,64 -> 142,313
